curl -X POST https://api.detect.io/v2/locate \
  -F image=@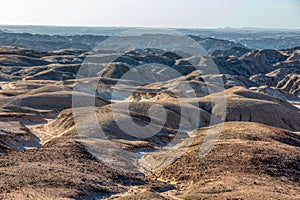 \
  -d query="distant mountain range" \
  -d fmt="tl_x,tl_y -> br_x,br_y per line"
0,25 -> 300,50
